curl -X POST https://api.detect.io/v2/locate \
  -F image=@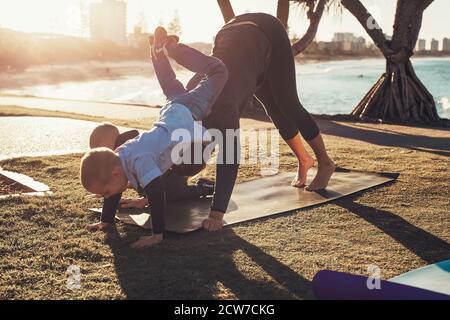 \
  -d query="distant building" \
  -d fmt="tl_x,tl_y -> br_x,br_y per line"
90,0 -> 127,46
443,38 -> 450,52
317,41 -> 337,52
416,39 -> 426,52
333,33 -> 355,43
338,41 -> 353,52
430,38 -> 439,51
352,36 -> 366,52
332,33 -> 366,52
128,26 -> 150,49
